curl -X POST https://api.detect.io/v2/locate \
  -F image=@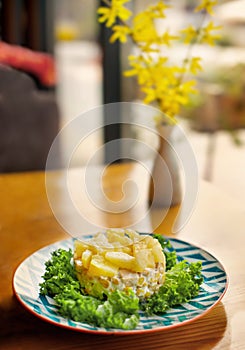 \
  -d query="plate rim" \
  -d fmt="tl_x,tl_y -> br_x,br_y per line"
12,235 -> 229,335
